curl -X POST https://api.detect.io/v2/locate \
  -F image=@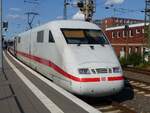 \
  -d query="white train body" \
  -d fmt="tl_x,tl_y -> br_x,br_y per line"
11,20 -> 124,97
